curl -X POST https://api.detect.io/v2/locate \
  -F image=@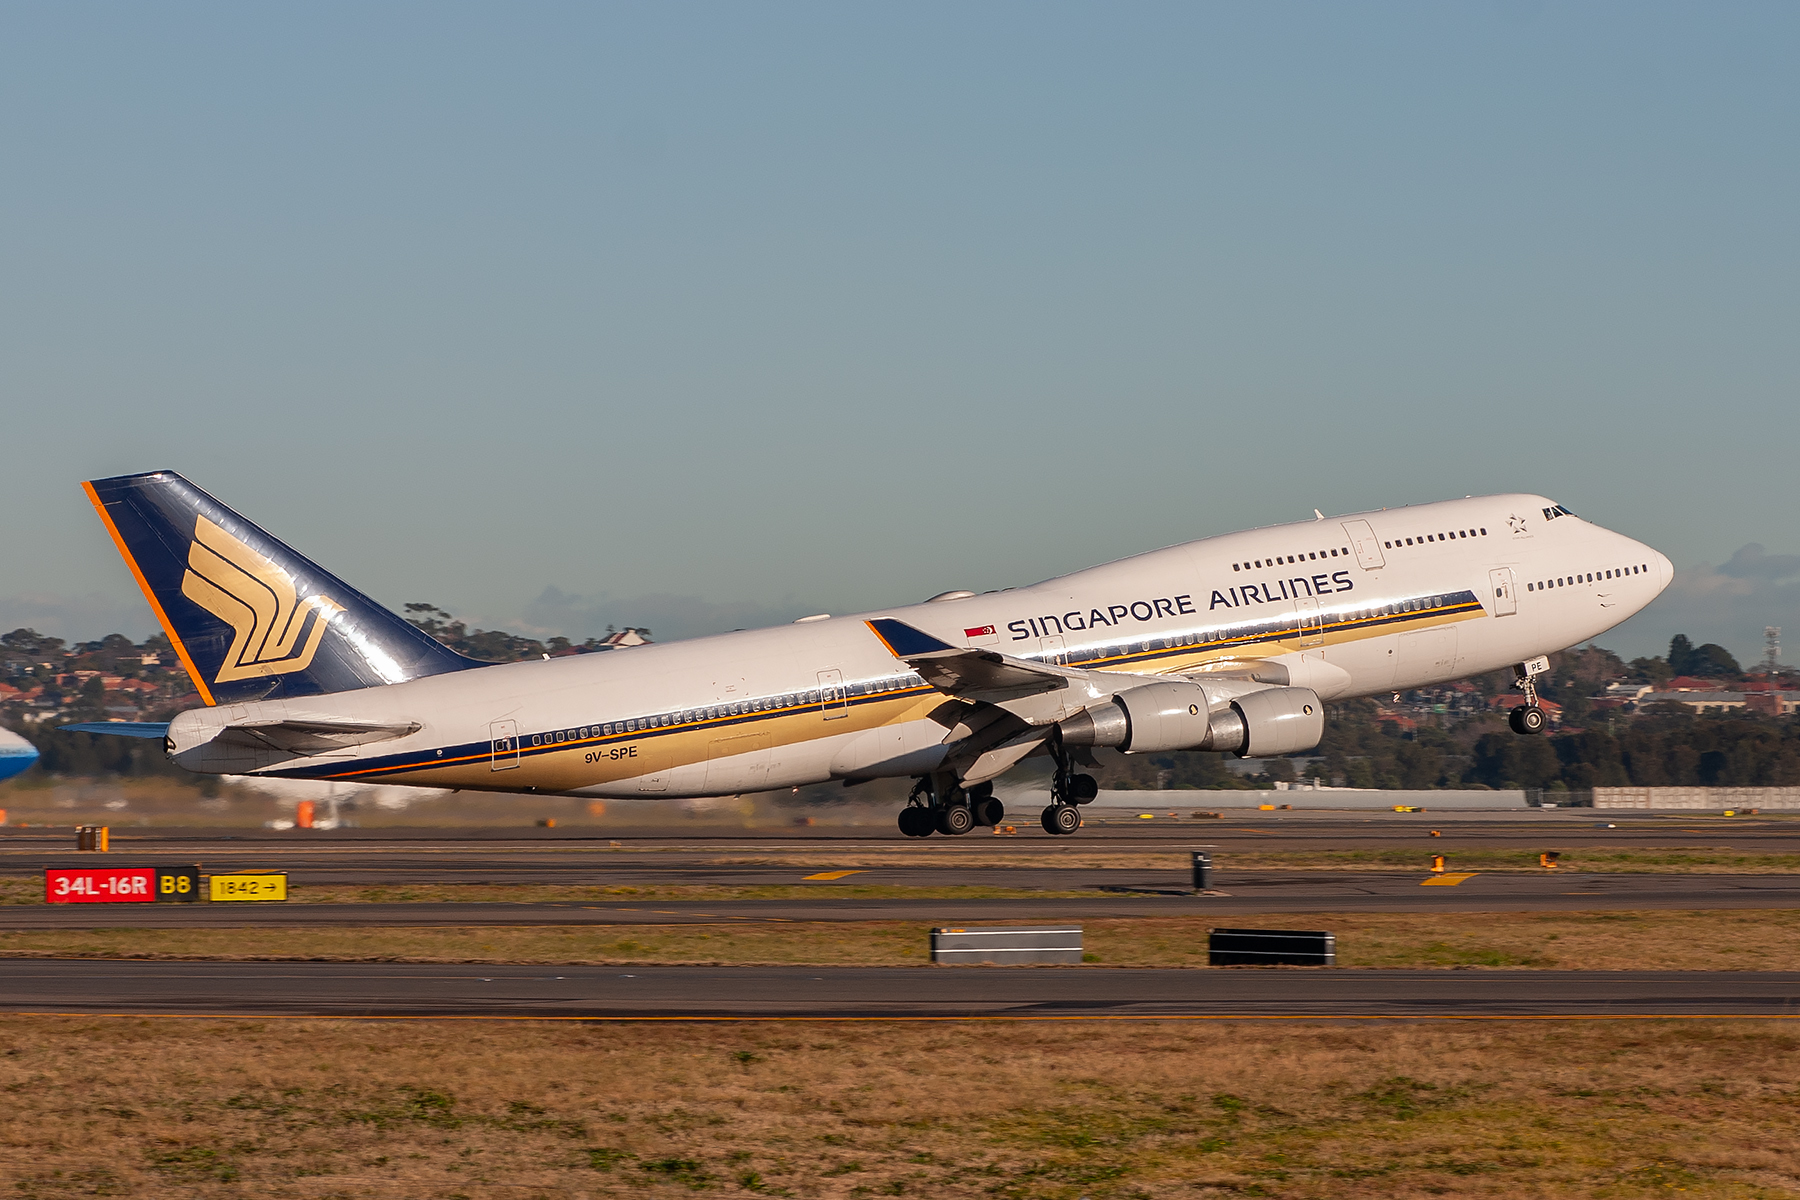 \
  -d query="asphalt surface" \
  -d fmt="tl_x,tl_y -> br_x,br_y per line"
8,810 -> 1800,868
6,815 -> 1799,924
6,960 -> 1798,1018
4,870 -> 1800,927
